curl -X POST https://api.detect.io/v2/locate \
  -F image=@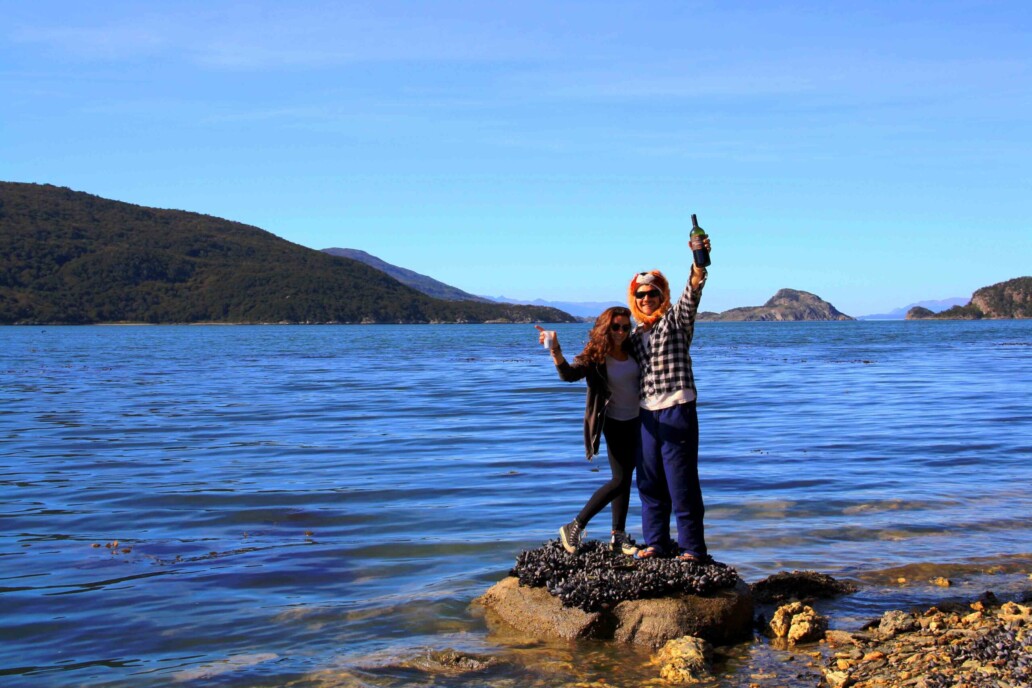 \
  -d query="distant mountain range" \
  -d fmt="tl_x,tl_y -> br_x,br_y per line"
480,296 -> 624,319
857,298 -> 967,320
321,247 -> 492,303
0,182 -> 577,325
324,248 -> 619,319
